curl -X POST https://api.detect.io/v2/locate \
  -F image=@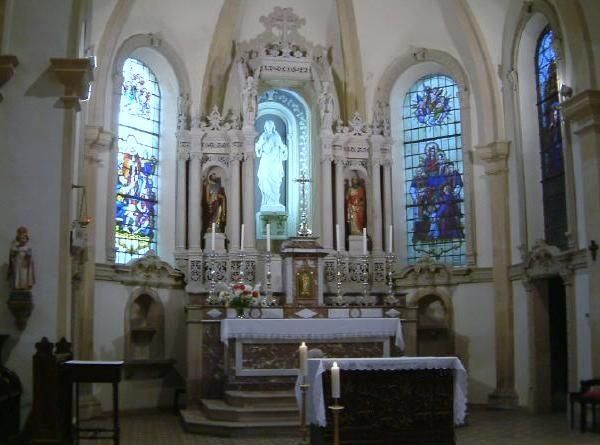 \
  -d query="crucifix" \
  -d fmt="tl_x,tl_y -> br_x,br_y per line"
295,172 -> 312,237
265,7 -> 306,43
